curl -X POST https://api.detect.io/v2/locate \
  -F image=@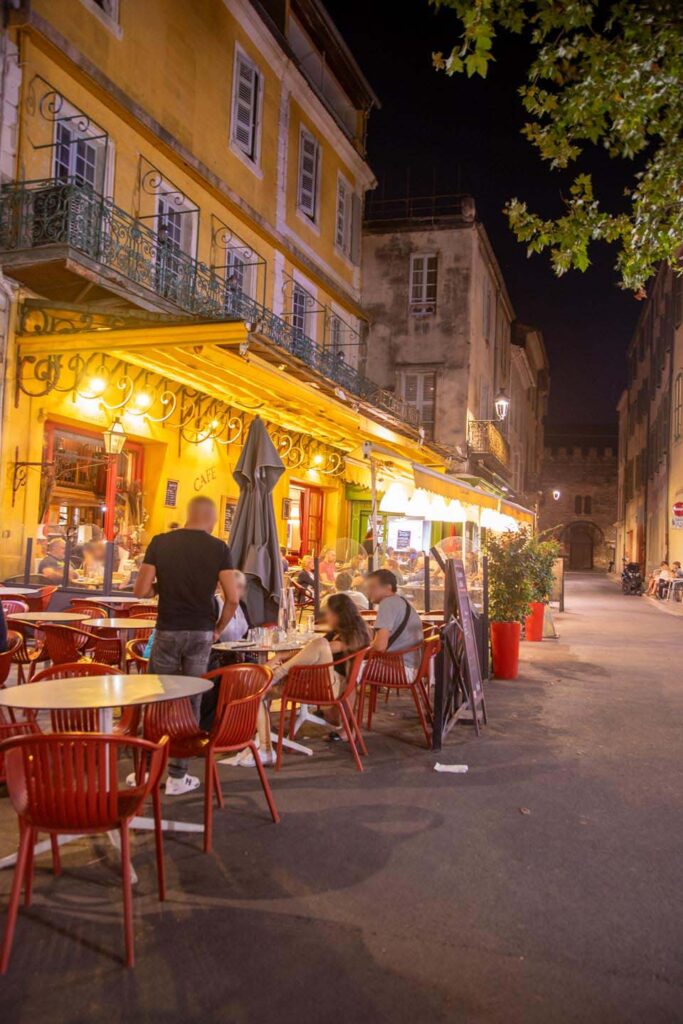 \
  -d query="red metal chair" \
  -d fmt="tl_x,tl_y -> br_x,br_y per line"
0,633 -> 23,688
127,604 -> 158,619
24,586 -> 57,613
0,732 -> 169,971
125,638 -> 149,673
356,642 -> 433,748
1,599 -> 29,618
6,620 -> 47,684
68,600 -> 109,617
39,623 -> 122,668
276,648 -> 370,772
143,664 -> 279,853
31,663 -> 140,737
